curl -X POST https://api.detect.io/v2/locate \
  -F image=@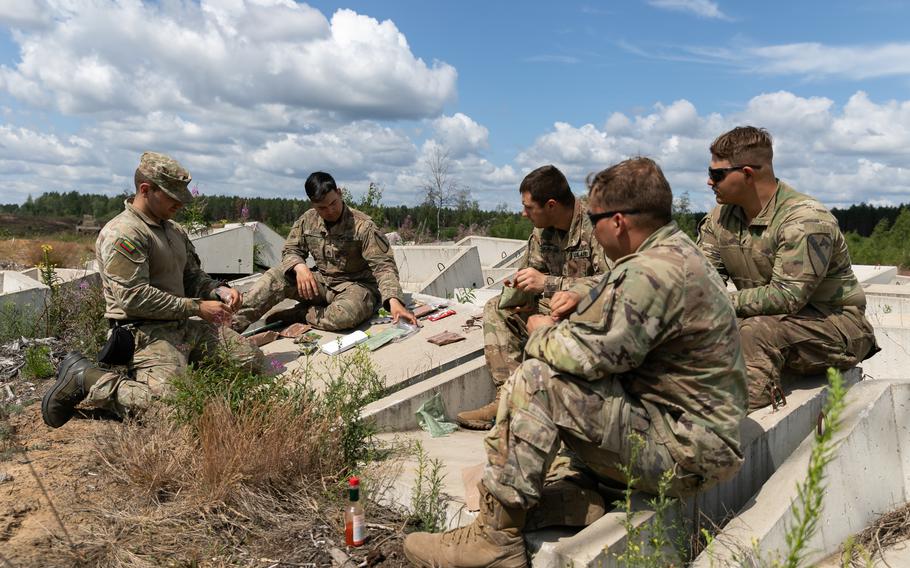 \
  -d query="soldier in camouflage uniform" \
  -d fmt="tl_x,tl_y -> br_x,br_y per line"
456,165 -> 608,430
232,171 -> 415,332
698,126 -> 879,410
41,152 -> 264,428
404,158 -> 747,568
